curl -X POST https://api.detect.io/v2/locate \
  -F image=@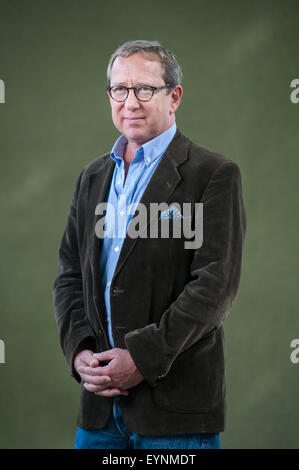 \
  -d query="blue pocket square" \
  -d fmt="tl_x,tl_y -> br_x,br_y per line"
159,205 -> 183,219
